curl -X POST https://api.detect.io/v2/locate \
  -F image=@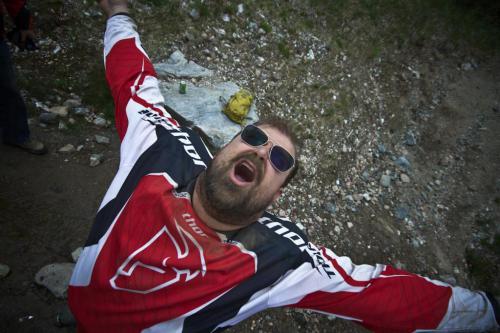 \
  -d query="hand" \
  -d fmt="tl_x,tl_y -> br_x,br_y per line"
97,0 -> 129,18
20,29 -> 36,48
